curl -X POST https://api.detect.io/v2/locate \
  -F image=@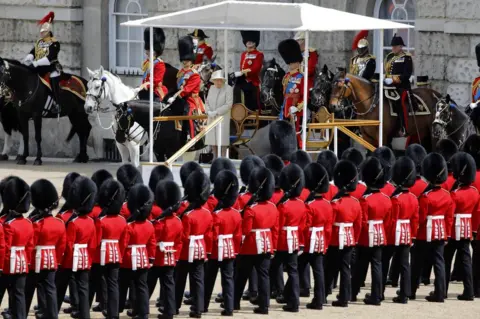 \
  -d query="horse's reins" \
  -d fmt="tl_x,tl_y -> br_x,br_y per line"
434,99 -> 471,142
1,61 -> 41,107
331,78 -> 377,116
